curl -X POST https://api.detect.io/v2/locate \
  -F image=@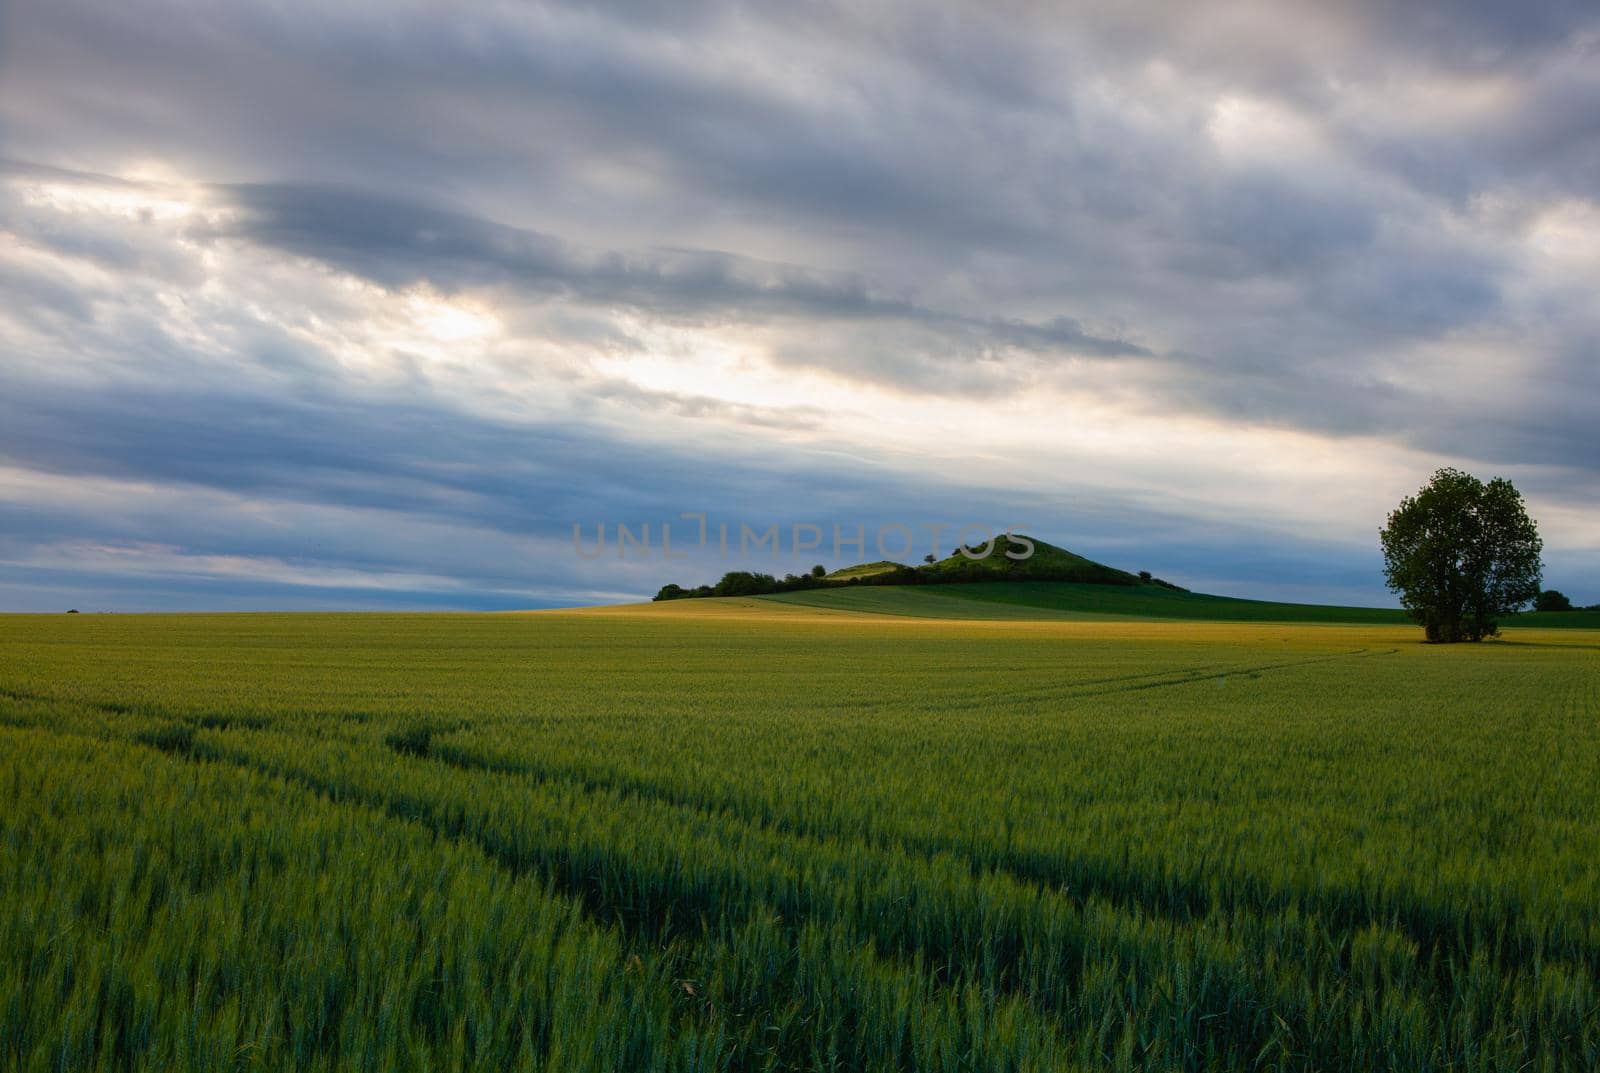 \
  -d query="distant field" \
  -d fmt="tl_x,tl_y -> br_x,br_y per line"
766,579 -> 1600,627
3,607 -> 1598,1071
